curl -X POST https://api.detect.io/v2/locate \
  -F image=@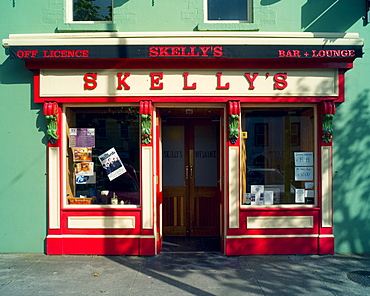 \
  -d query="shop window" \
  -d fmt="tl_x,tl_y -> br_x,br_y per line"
254,123 -> 268,146
68,0 -> 113,22
205,0 -> 251,22
96,119 -> 107,139
241,107 -> 316,206
65,107 -> 140,206
120,123 -> 130,140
